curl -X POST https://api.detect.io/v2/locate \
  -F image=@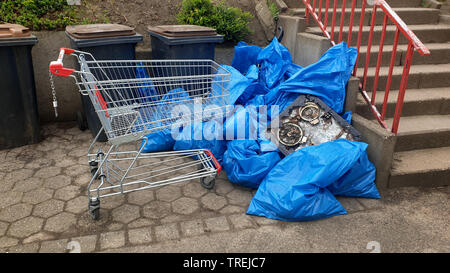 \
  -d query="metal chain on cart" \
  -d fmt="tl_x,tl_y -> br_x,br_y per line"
48,69 -> 58,118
